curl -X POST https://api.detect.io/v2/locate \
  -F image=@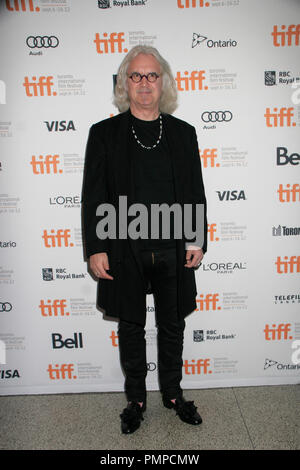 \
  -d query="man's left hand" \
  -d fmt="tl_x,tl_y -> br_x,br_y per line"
185,248 -> 204,268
